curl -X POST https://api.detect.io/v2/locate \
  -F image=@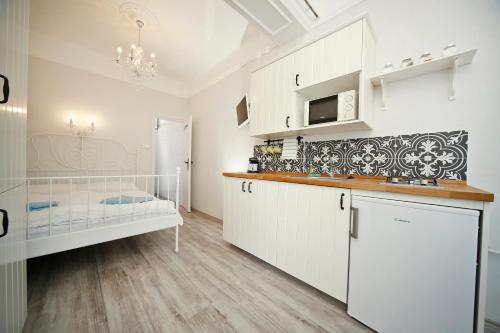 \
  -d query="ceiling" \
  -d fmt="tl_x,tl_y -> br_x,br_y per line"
30,0 -> 364,90
30,0 -> 272,82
